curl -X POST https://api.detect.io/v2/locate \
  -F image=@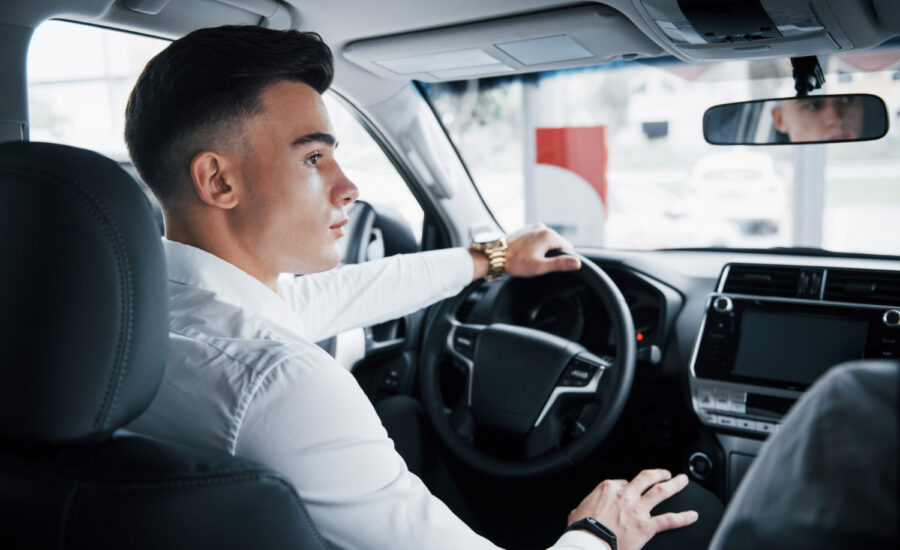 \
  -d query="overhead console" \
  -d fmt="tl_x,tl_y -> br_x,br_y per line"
629,0 -> 900,61
689,263 -> 900,437
344,5 -> 663,83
